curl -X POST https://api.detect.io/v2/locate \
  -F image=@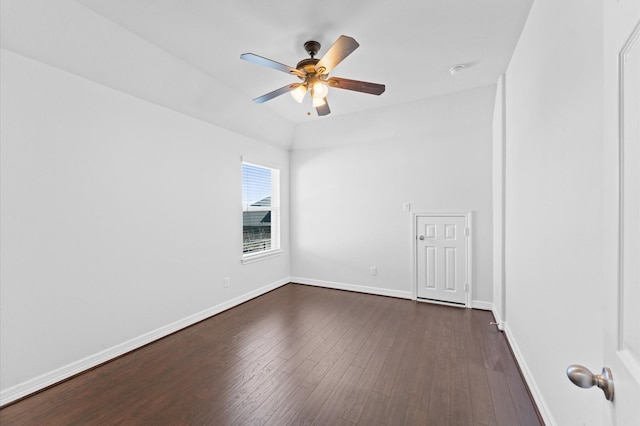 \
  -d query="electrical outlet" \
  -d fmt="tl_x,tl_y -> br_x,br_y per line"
370,266 -> 377,276
223,277 -> 230,288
